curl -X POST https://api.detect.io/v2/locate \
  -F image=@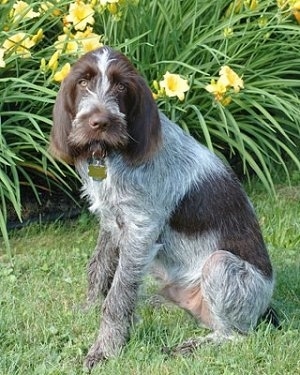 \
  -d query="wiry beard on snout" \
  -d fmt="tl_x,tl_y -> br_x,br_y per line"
67,112 -> 129,160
